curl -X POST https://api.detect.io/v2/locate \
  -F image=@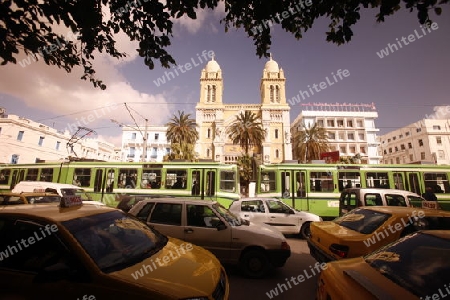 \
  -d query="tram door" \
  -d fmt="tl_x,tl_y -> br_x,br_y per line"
280,170 -> 307,211
191,169 -> 216,199
10,169 -> 25,190
93,168 -> 116,202
407,172 -> 421,195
